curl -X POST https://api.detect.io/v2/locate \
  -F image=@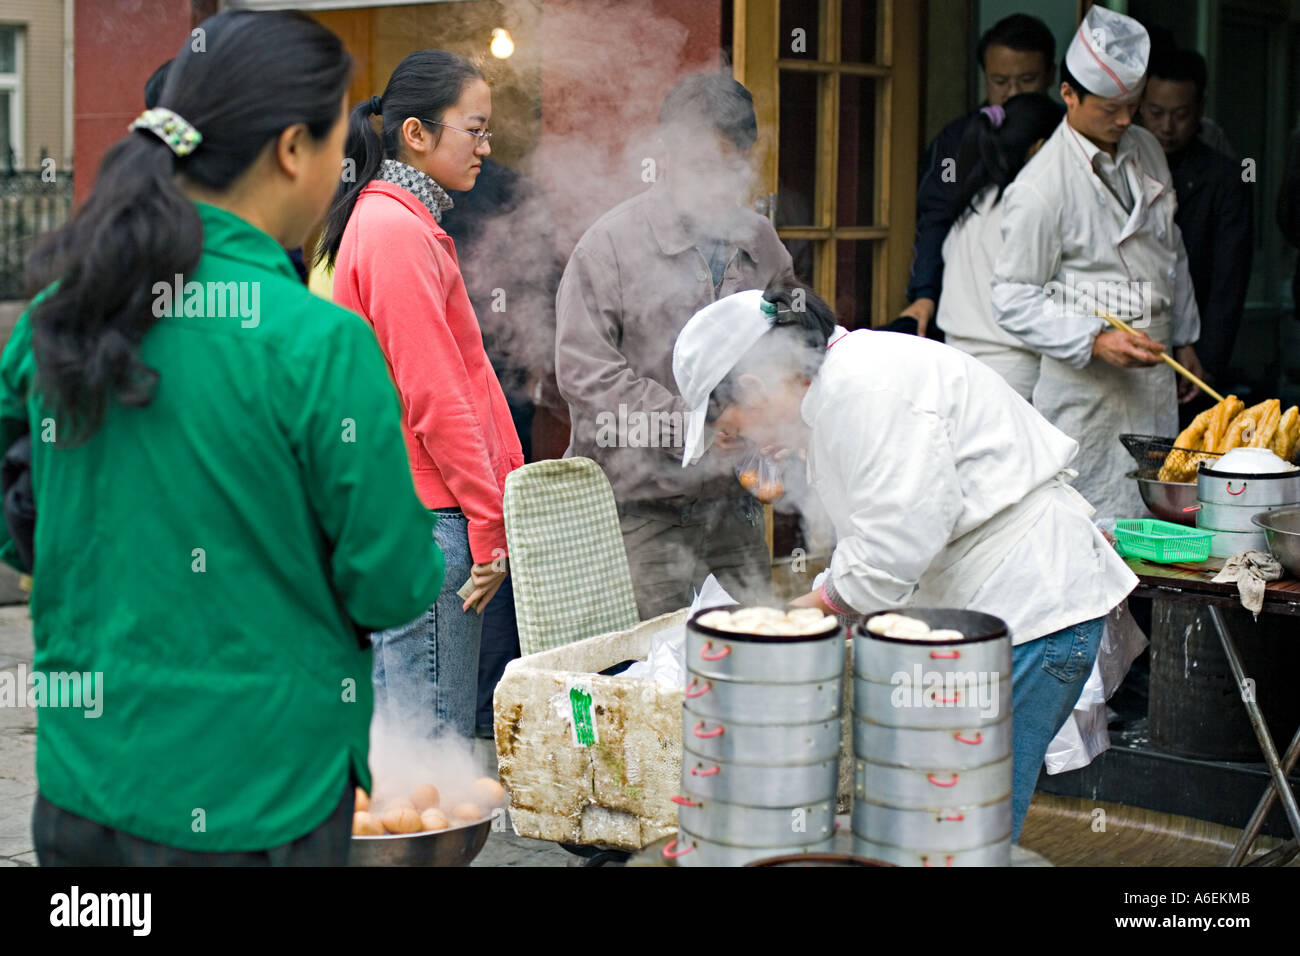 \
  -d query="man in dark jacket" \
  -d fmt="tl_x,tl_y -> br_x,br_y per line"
899,14 -> 1056,335
1139,46 -> 1253,423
